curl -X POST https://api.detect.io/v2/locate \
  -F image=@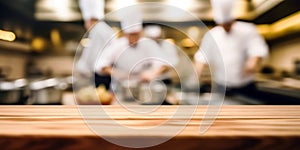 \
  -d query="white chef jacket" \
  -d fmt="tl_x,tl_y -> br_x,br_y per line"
194,21 -> 268,87
76,22 -> 115,75
96,37 -> 167,79
157,40 -> 179,67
